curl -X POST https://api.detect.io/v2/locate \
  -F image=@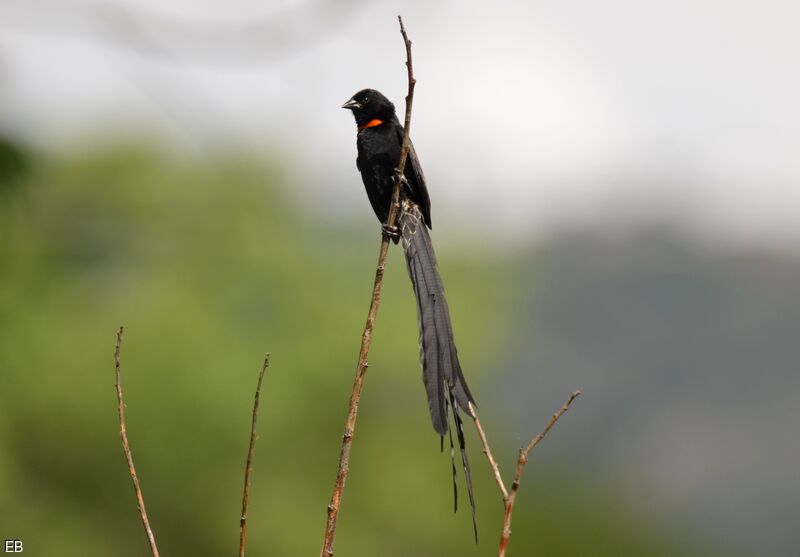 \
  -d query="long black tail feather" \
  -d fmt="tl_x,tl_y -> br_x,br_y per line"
446,416 -> 458,512
450,389 -> 478,541
399,200 -> 477,540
